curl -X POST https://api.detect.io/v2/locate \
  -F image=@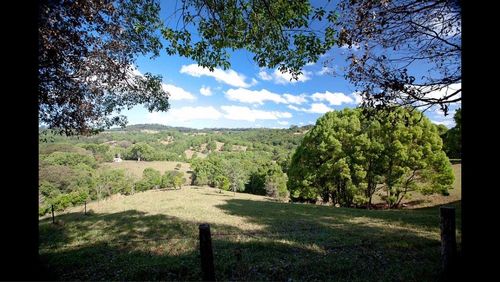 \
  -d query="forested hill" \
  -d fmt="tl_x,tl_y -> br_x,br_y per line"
38,124 -> 311,216
39,113 -> 459,217
39,124 -> 312,157
105,123 -> 314,133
